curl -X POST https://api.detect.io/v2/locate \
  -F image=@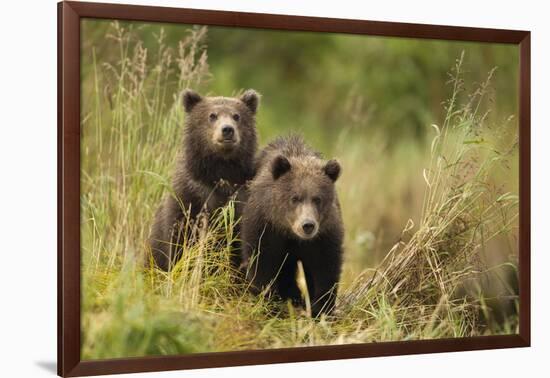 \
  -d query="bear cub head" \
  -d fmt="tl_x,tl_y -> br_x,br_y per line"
269,153 -> 341,240
182,89 -> 260,159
